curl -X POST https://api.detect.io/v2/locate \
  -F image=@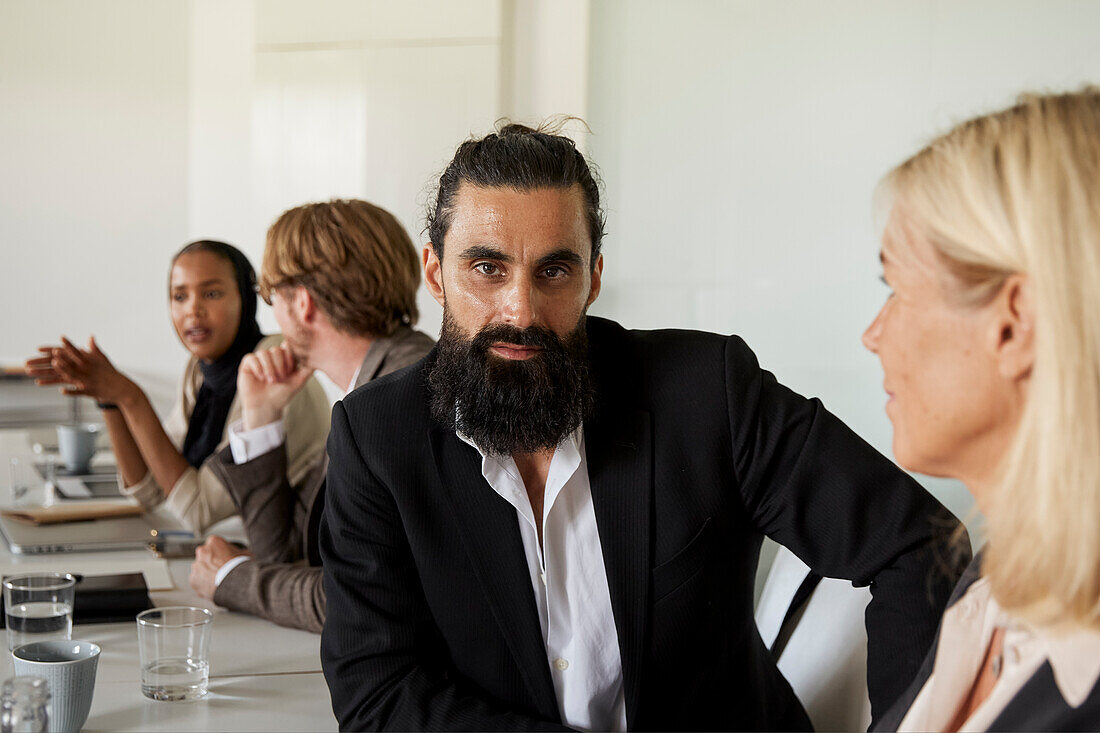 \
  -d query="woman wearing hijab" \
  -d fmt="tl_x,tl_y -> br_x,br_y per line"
27,240 -> 330,533
864,89 -> 1100,730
